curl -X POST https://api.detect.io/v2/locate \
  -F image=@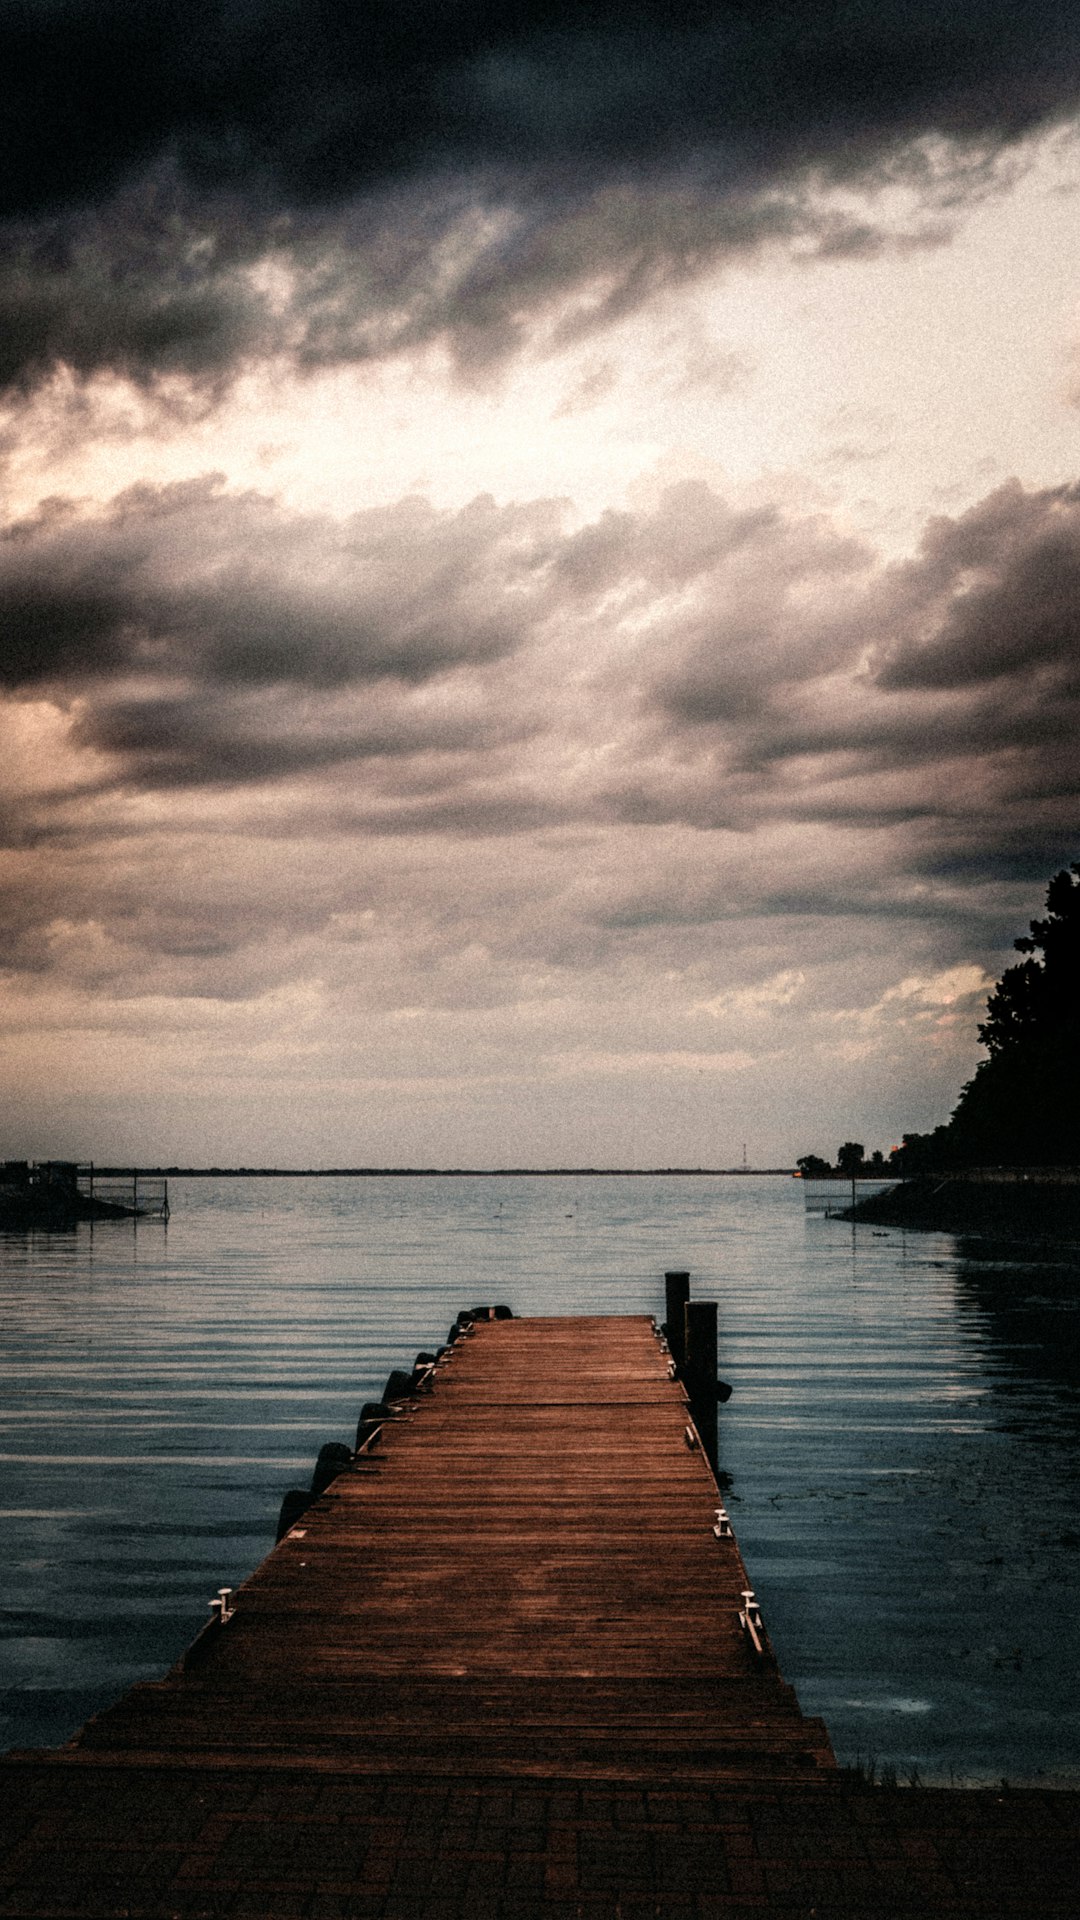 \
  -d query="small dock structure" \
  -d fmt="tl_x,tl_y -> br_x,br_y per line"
0,1161 -> 169,1225
2,1302 -> 1078,1915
